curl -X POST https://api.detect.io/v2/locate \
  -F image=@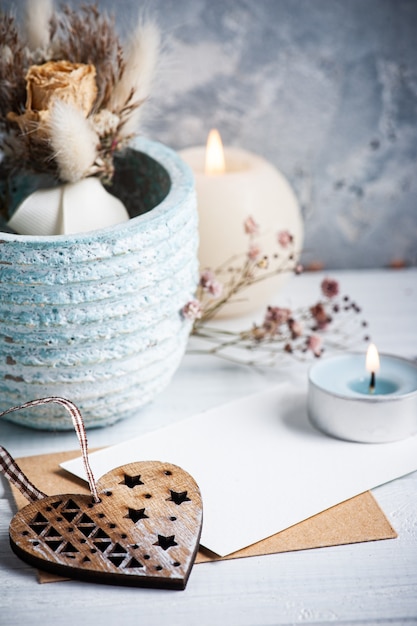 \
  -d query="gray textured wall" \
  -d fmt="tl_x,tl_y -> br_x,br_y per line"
4,0 -> 417,269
